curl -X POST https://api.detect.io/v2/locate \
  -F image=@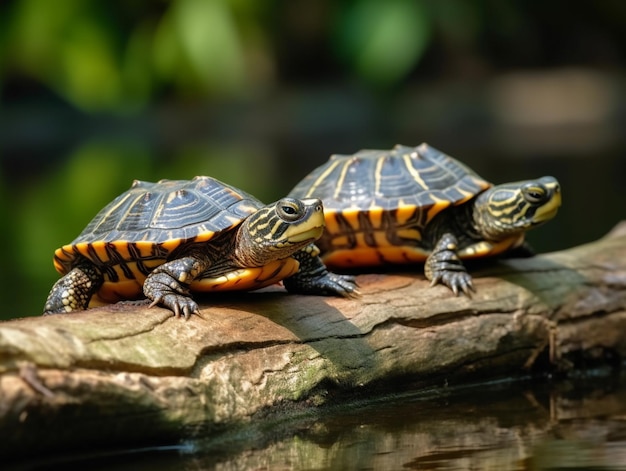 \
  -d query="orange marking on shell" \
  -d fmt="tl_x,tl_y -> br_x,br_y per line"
331,234 -> 352,249
323,235 -> 524,270
190,258 -> 300,292
53,245 -> 75,274
160,239 -> 183,252
342,208 -> 361,231
395,228 -> 422,242
113,244 -> 131,260
373,231 -> 392,247
130,240 -> 157,257
367,207 -> 384,229
324,210 -> 343,234
93,241 -> 109,262
395,205 -> 418,226
95,279 -> 144,304
425,197 -> 452,223
73,242 -> 91,259
323,247 -> 430,268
